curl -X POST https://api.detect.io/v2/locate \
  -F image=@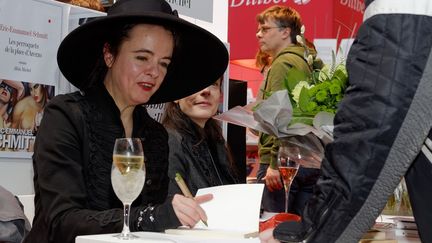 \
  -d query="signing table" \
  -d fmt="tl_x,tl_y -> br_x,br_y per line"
76,215 -> 422,243
77,185 -> 263,243
76,232 -> 259,243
